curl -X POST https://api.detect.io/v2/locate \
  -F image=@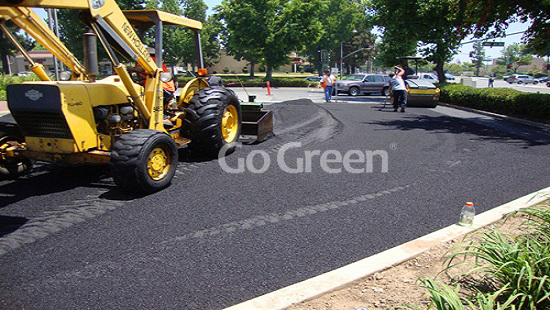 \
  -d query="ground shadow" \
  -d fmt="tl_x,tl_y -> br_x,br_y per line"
362,113 -> 550,147
0,215 -> 28,237
0,164 -> 114,207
